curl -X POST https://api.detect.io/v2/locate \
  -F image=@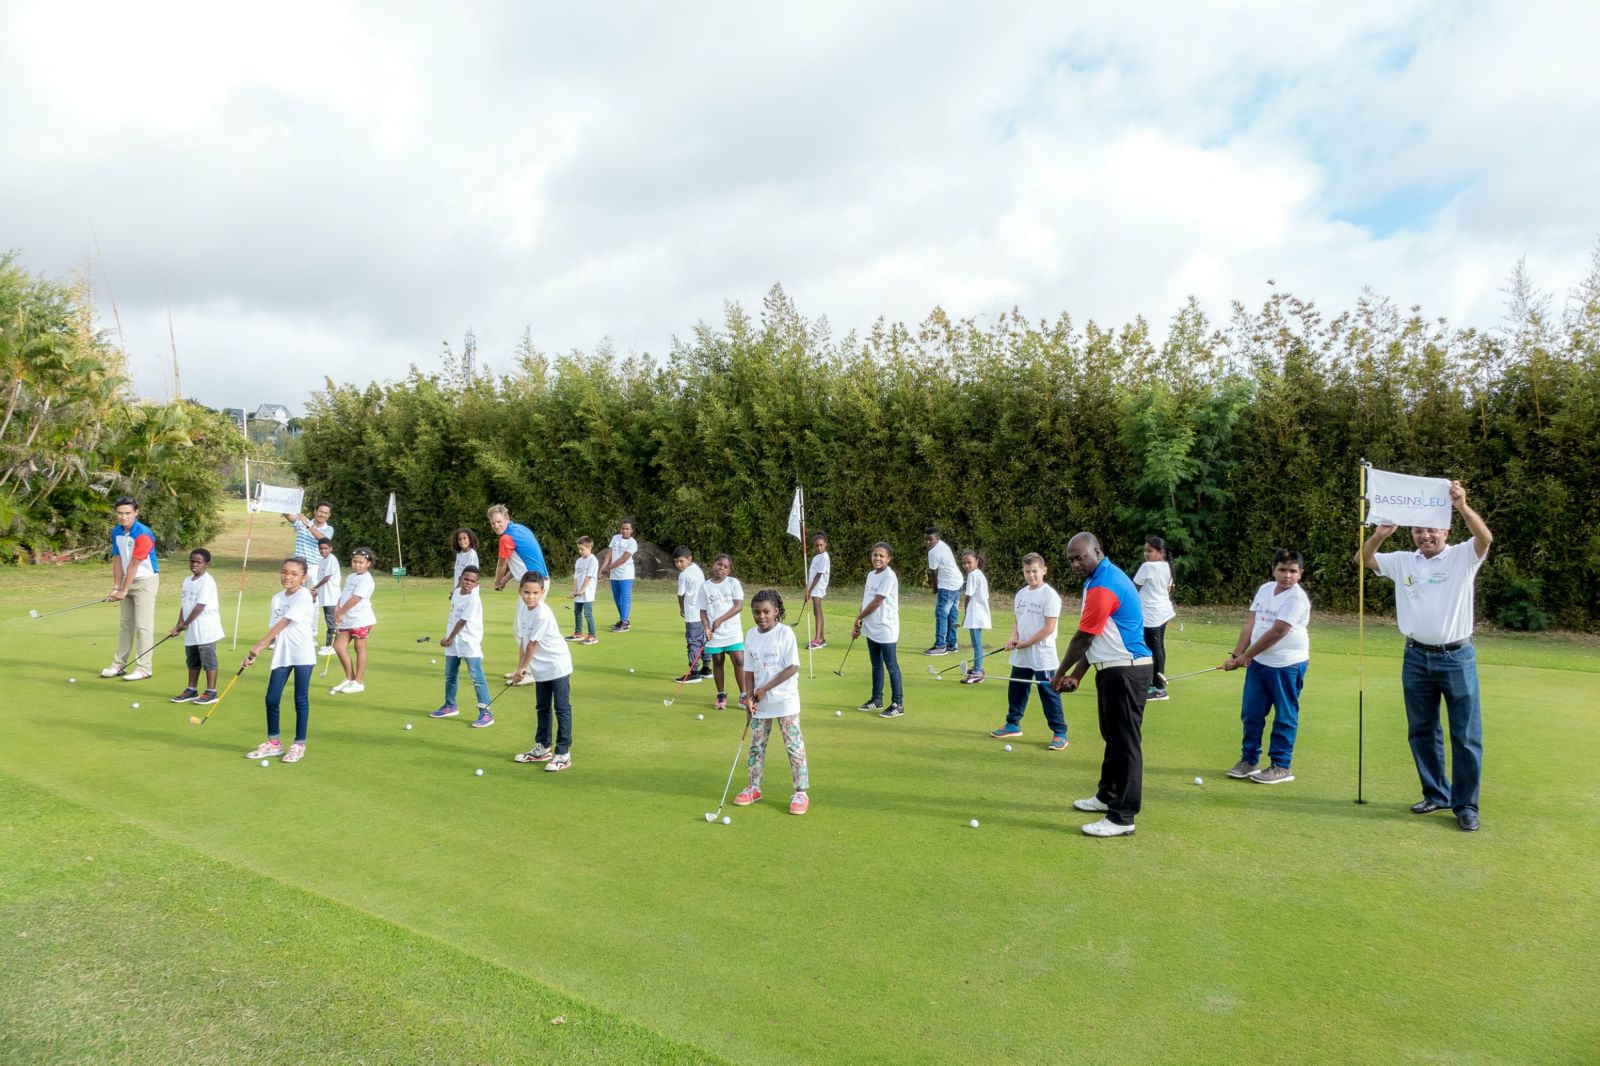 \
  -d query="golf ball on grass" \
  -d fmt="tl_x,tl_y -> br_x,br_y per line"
697,713 -> 704,720
629,667 -> 635,674
969,819 -> 980,829
1003,744 -> 1012,752
835,710 -> 842,717
475,768 -> 484,776
405,723 -> 413,730
431,658 -> 437,664
68,677 -> 77,683
1194,776 -> 1204,785
721,815 -> 731,825
260,759 -> 269,767
131,702 -> 140,709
